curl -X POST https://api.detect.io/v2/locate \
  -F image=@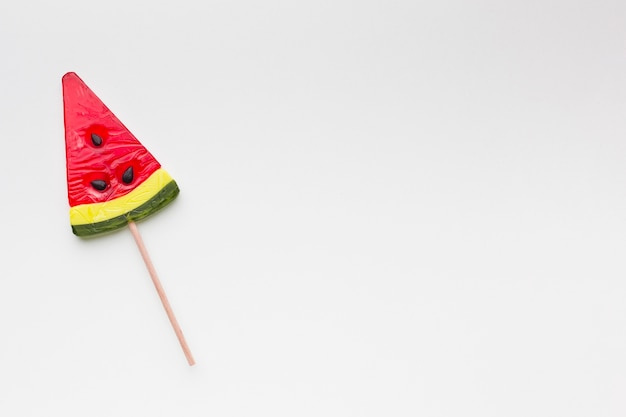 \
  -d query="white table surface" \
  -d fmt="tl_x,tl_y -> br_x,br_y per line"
1,1 -> 625,416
